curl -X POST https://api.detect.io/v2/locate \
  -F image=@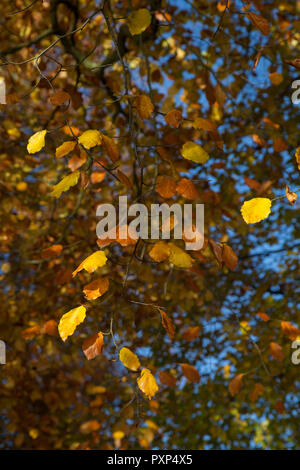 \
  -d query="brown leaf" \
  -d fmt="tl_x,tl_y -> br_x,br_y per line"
246,12 -> 270,36
180,363 -> 200,383
270,342 -> 284,361
102,135 -> 119,162
183,326 -> 200,341
285,58 -> 300,70
229,373 -> 243,396
134,94 -> 154,119
274,400 -> 285,414
222,244 -> 238,270
250,383 -> 263,403
164,109 -> 183,128
159,309 -> 175,340
82,332 -> 104,360
49,90 -> 71,106
41,320 -> 58,336
117,170 -> 133,188
208,239 -> 223,266
22,326 -> 41,339
159,370 -> 177,388
285,185 -> 297,206
41,244 -> 63,259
